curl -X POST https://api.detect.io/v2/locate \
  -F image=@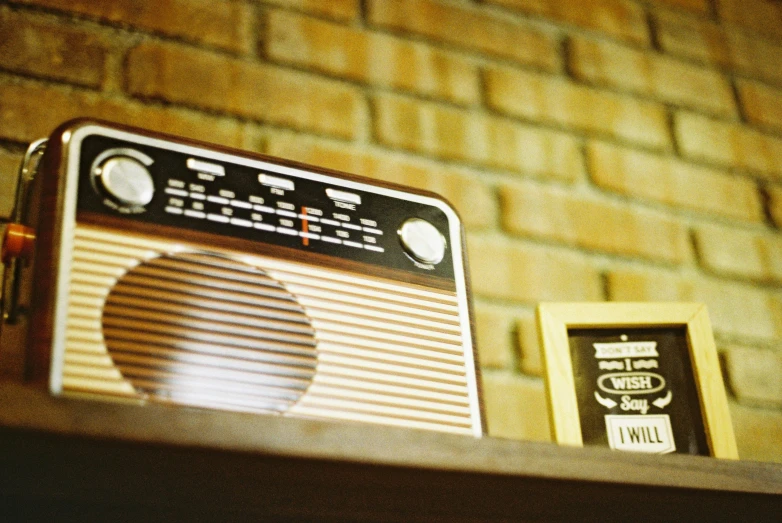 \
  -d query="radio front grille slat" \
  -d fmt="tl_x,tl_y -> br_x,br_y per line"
285,284 -> 458,318
71,260 -> 132,278
128,386 -> 292,414
103,296 -> 313,335
64,340 -> 108,354
314,364 -> 468,394
142,255 -> 289,288
292,395 -> 472,426
265,271 -> 459,311
310,320 -> 464,353
72,250 -> 145,270
61,375 -> 137,396
71,272 -> 121,288
288,406 -> 474,435
63,362 -> 124,380
312,373 -> 469,404
101,327 -> 315,361
75,226 -> 179,252
65,327 -> 103,343
132,264 -> 291,298
305,306 -> 462,336
110,352 -> 313,388
315,331 -> 466,357
249,256 -> 457,302
62,224 -> 478,435
73,237 -> 159,261
128,374 -> 304,403
105,286 -> 309,324
316,353 -> 467,385
116,274 -> 303,311
315,343 -> 465,373
102,314 -> 317,349
105,337 -> 316,369
64,351 -> 114,367
316,341 -> 464,365
304,384 -> 471,416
